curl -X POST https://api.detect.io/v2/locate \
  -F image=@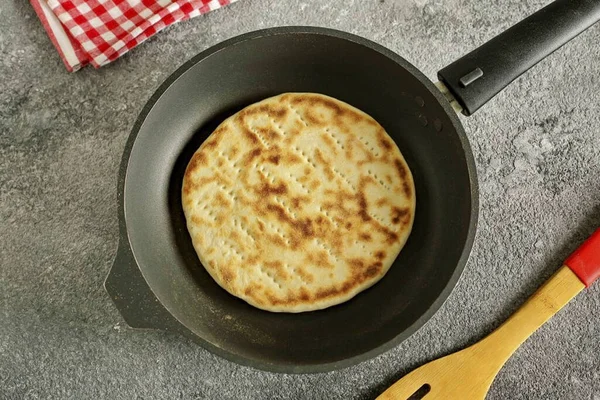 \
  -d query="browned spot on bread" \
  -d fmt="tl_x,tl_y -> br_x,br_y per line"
334,118 -> 351,136
281,152 -> 302,165
244,104 -> 289,120
376,198 -> 388,207
184,152 -> 207,180
215,212 -> 226,225
265,291 -> 279,306
244,283 -> 265,303
272,107 -> 289,119
298,195 -> 312,205
309,179 -> 321,191
357,193 -> 371,222
230,231 -> 239,240
292,94 -> 348,118
391,207 -> 410,225
267,155 -> 280,165
221,265 -> 236,283
246,255 -> 260,267
315,249 -> 334,266
266,204 -> 292,224
194,176 -> 217,188
305,249 -> 334,269
211,124 -> 227,140
242,242 -> 392,307
384,230 -> 399,244
394,158 -> 407,179
348,111 -> 362,123
314,148 -> 334,180
191,214 -> 204,225
264,260 -> 290,280
286,291 -> 298,303
359,232 -> 372,241
288,127 -> 302,137
245,147 -> 262,165
322,190 -> 352,219
374,251 -> 386,260
268,128 -> 281,141
296,268 -> 315,284
193,233 -> 204,246
348,258 -> 365,270
345,141 -> 353,161
299,287 -> 310,301
290,196 -> 307,209
268,233 -> 287,247
315,286 -> 337,300
256,182 -> 288,197
403,182 -> 412,198
182,180 -> 195,196
217,158 -> 224,167
195,173 -> 229,191
204,139 -> 218,150
320,132 -> 338,154
304,109 -> 324,126
241,126 -> 261,146
364,262 -> 382,279
379,135 -> 393,150
252,126 -> 275,142
330,234 -> 343,254
214,191 -> 231,208
296,218 -> 315,238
